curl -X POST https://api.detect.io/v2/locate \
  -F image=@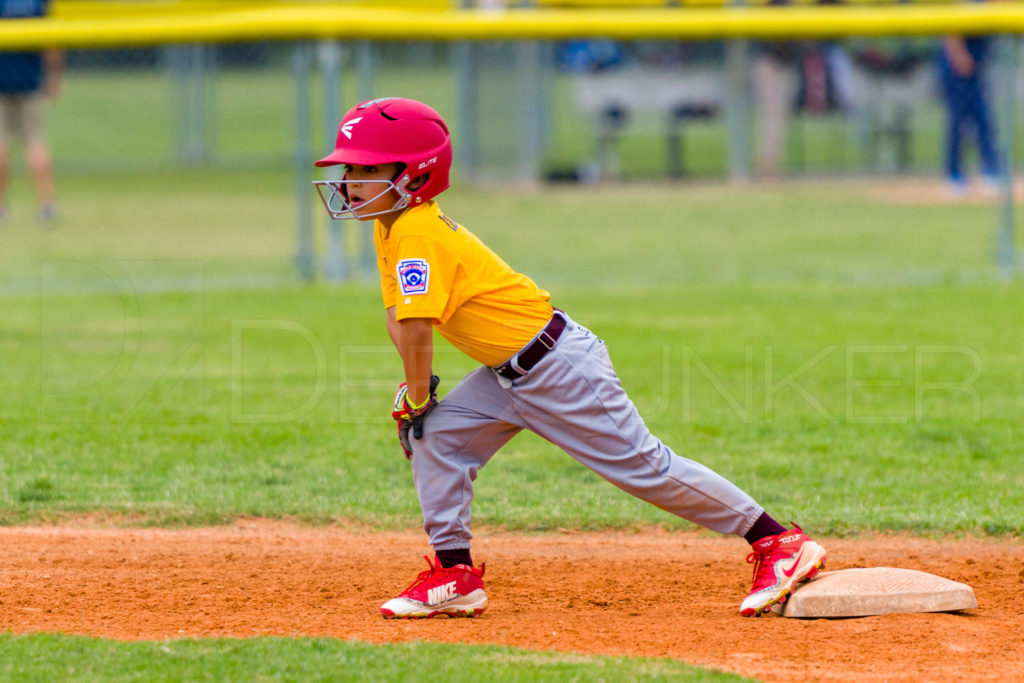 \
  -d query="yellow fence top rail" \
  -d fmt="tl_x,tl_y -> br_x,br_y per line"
51,0 -> 458,18
535,0 -> 969,5
48,0 -> 983,12
3,3 -> 1023,50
